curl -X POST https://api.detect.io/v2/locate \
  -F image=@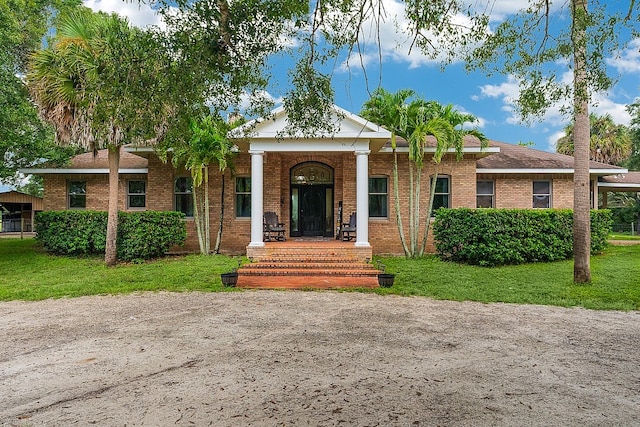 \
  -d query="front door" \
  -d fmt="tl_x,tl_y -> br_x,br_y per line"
290,162 -> 334,238
300,186 -> 325,236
